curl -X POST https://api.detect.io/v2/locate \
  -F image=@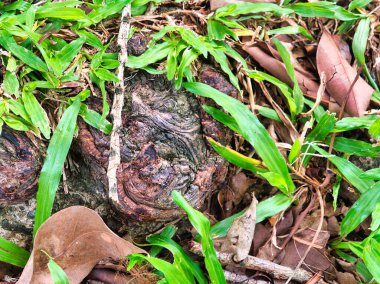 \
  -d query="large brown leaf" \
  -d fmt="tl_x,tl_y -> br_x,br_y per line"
18,206 -> 145,284
243,42 -> 331,105
316,31 -> 373,117
210,0 -> 275,11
